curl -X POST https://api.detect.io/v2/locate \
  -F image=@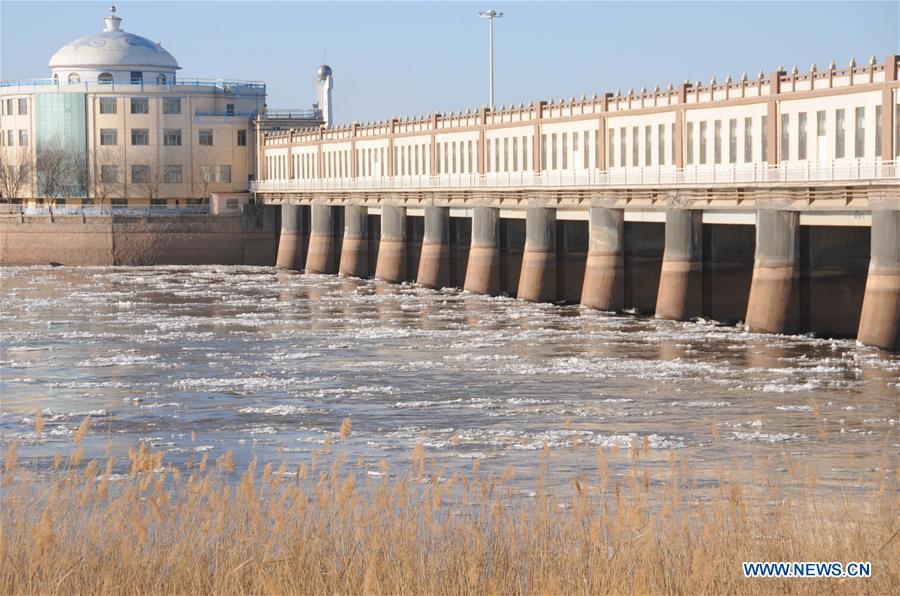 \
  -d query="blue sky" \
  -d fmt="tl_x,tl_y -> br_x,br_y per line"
2,1 -> 897,125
